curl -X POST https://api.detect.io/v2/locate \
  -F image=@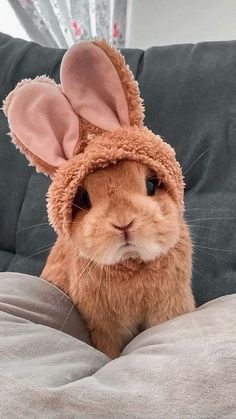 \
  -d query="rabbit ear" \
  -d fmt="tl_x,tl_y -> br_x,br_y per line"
60,41 -> 142,132
3,78 -> 79,176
